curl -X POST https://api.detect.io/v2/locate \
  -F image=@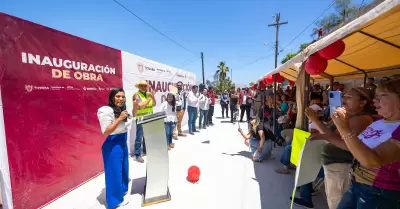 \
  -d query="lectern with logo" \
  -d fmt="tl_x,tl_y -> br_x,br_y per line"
137,112 -> 171,206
